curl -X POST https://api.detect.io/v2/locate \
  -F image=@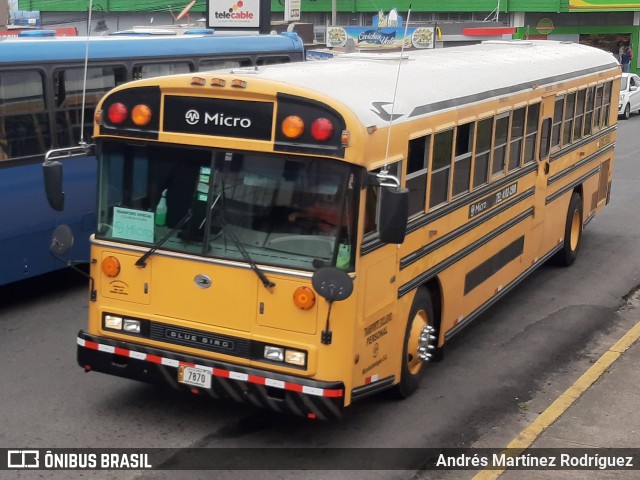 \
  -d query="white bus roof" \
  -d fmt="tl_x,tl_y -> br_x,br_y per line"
249,40 -> 620,128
